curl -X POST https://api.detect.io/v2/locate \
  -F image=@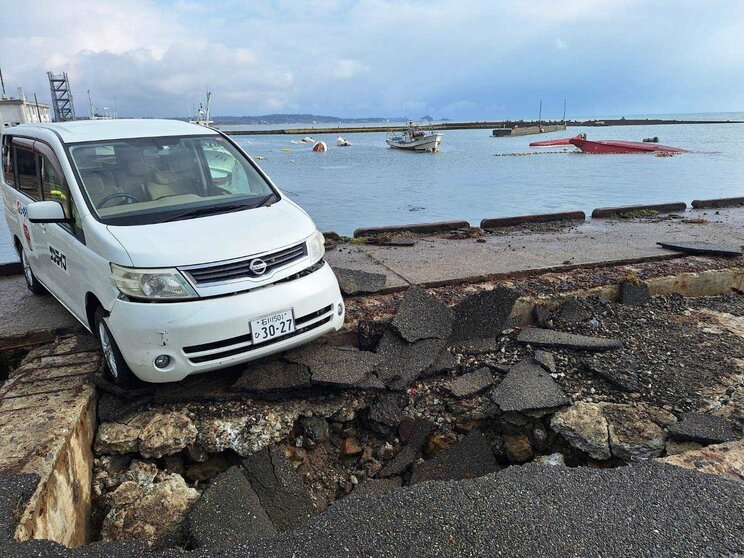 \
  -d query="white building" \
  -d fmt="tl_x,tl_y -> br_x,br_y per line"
0,87 -> 52,128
